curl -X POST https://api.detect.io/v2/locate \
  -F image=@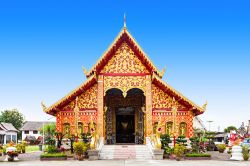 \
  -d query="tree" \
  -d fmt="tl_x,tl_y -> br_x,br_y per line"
40,123 -> 56,138
0,109 -> 25,129
40,123 -> 56,145
224,126 -> 237,133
